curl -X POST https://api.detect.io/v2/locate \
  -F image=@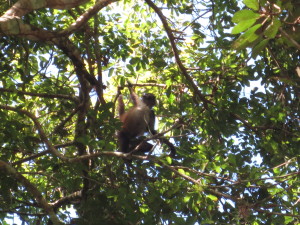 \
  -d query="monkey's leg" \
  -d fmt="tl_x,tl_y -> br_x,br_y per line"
118,131 -> 130,153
